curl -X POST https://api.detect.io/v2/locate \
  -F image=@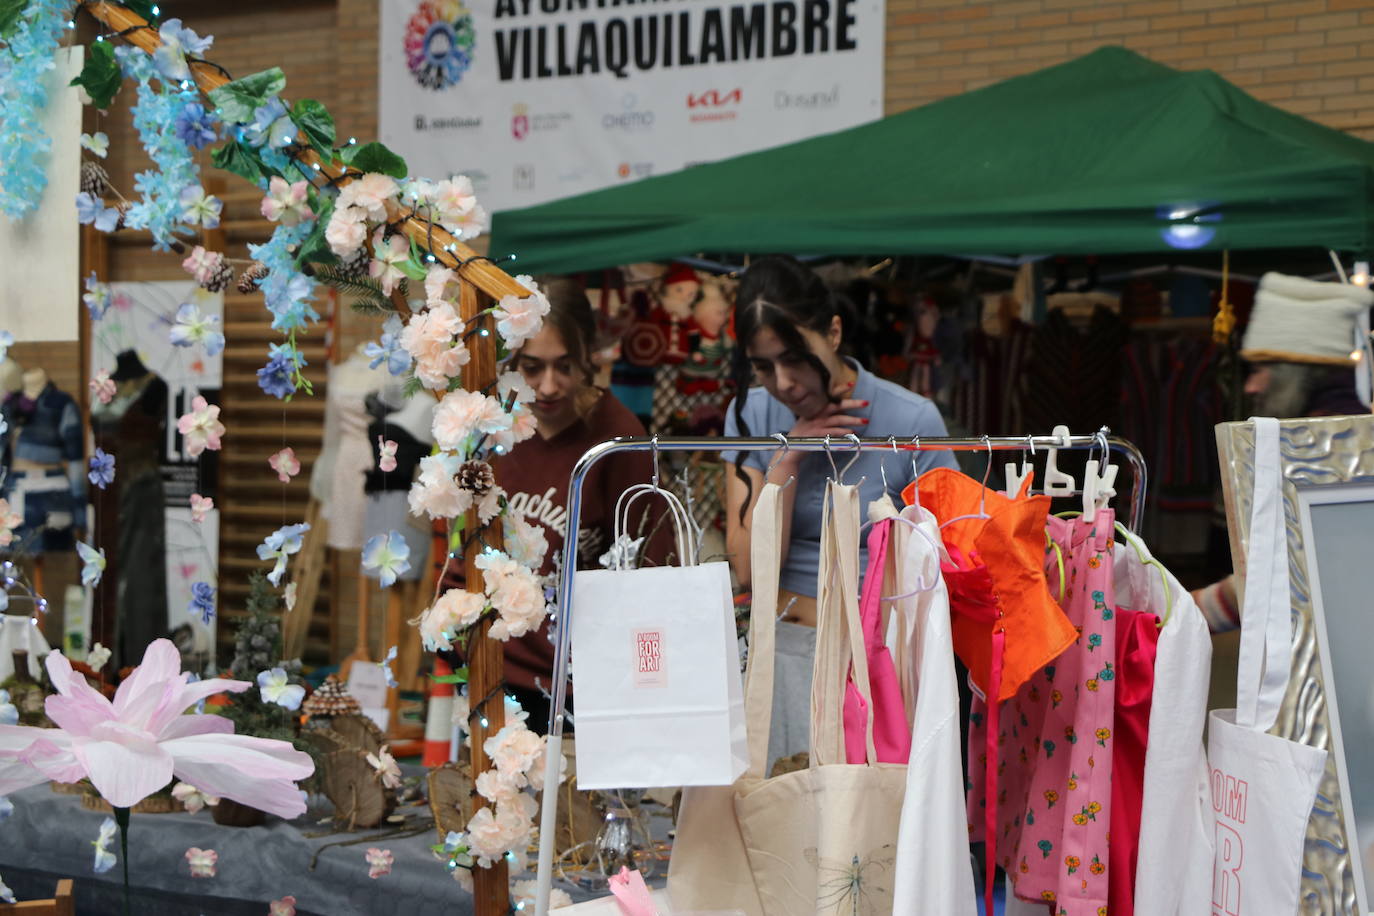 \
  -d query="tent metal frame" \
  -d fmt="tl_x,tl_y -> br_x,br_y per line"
533,430 -> 1148,914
